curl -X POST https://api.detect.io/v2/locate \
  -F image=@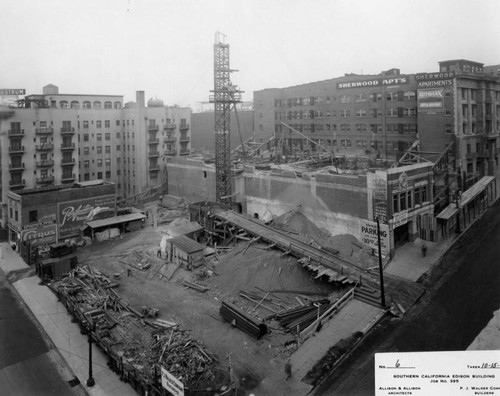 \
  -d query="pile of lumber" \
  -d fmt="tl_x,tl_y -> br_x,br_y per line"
220,301 -> 268,339
119,249 -> 159,271
183,279 -> 209,292
49,265 -> 231,392
272,300 -> 332,333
